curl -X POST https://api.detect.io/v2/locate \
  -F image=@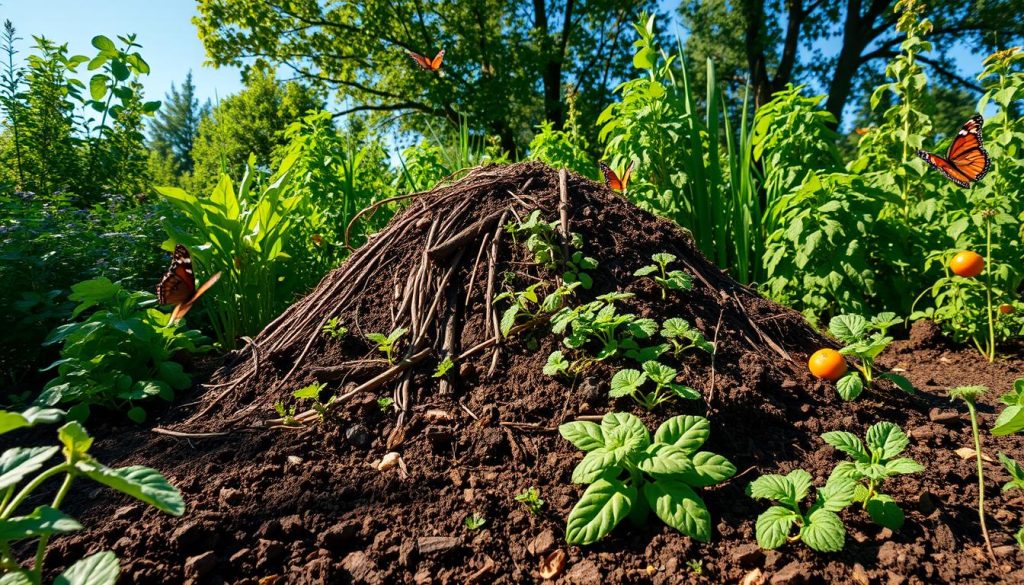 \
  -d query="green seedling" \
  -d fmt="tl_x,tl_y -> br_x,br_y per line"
495,282 -> 578,337
463,513 -> 486,530
609,361 -> 699,410
992,377 -> 1024,436
633,253 -> 693,299
322,317 -> 349,339
543,351 -> 570,377
274,401 -> 298,426
377,397 -> 394,412
515,487 -> 545,515
661,318 -> 714,357
823,422 -> 924,529
949,385 -> 995,559
433,357 -> 454,378
559,412 -> 736,545
366,327 -> 408,365
998,453 -> 1024,493
551,292 -> 664,363
748,468 -> 857,552
828,312 -> 912,400
505,210 -> 598,288
686,559 -> 703,575
0,407 -> 184,584
293,382 -> 333,421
